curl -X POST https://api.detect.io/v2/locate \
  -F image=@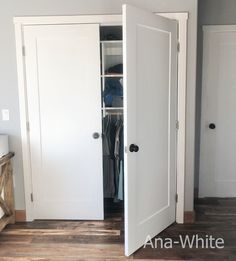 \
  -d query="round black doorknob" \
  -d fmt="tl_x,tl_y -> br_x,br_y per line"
209,123 -> 216,129
129,144 -> 139,152
92,132 -> 100,139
